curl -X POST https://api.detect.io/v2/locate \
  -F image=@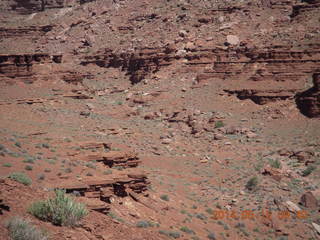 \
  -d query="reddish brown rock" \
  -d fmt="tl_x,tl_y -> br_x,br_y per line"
57,172 -> 150,213
0,199 -> 10,215
261,165 -> 283,181
0,54 -> 62,83
296,72 -> 320,118
79,142 -> 110,151
300,192 -> 319,209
